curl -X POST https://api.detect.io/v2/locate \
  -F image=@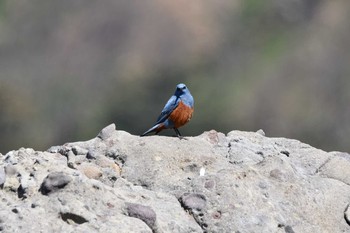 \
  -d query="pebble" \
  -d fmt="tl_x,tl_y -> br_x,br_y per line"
72,146 -> 88,156
4,152 -> 18,165
126,202 -> 156,229
39,172 -> 72,195
256,129 -> 266,136
78,164 -> 103,180
97,123 -> 116,140
4,165 -> 17,176
180,193 -> 207,211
